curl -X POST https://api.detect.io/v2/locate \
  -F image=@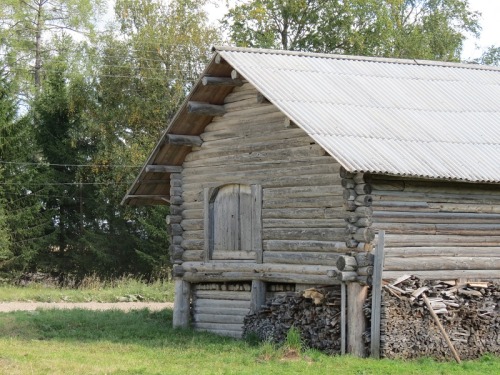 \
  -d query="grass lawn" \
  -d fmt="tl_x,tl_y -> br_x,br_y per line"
0,278 -> 174,303
0,308 -> 498,375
